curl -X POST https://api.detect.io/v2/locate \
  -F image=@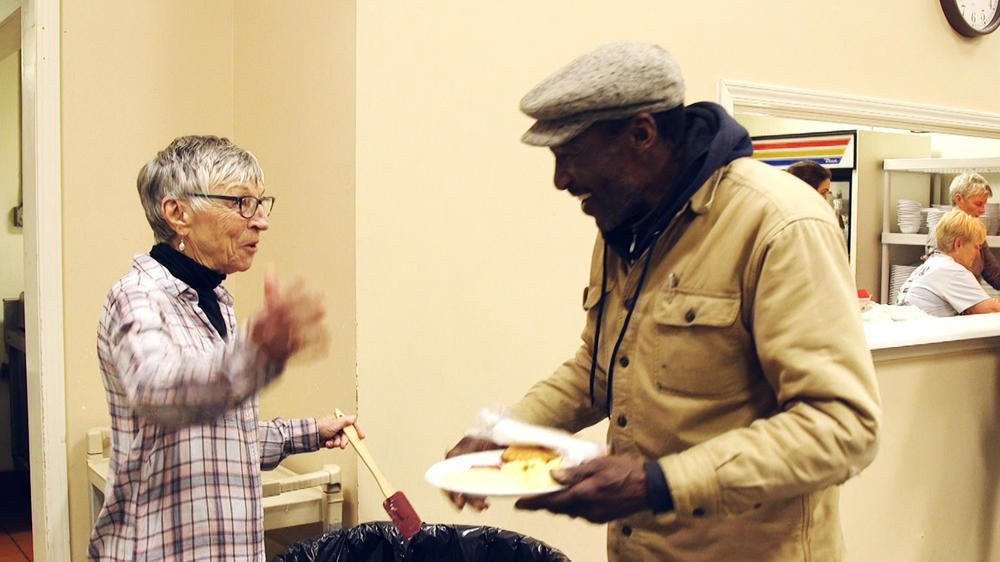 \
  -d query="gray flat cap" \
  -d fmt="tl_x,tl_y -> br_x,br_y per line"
519,42 -> 685,147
